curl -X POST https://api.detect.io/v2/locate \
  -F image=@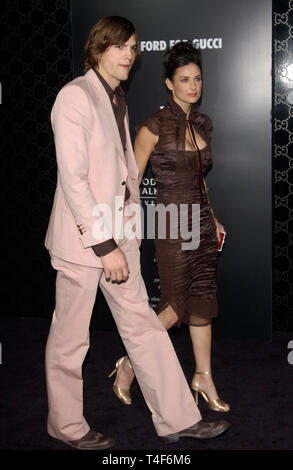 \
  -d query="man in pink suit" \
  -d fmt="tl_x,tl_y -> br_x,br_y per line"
45,16 -> 229,450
